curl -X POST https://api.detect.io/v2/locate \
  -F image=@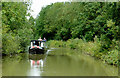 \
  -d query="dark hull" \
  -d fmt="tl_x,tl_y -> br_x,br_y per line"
29,48 -> 46,54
